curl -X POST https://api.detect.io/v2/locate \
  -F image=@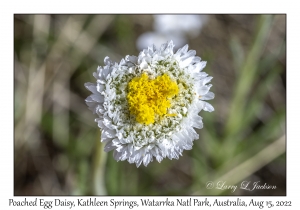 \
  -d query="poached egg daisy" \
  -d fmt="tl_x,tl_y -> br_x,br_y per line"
85,41 -> 214,167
